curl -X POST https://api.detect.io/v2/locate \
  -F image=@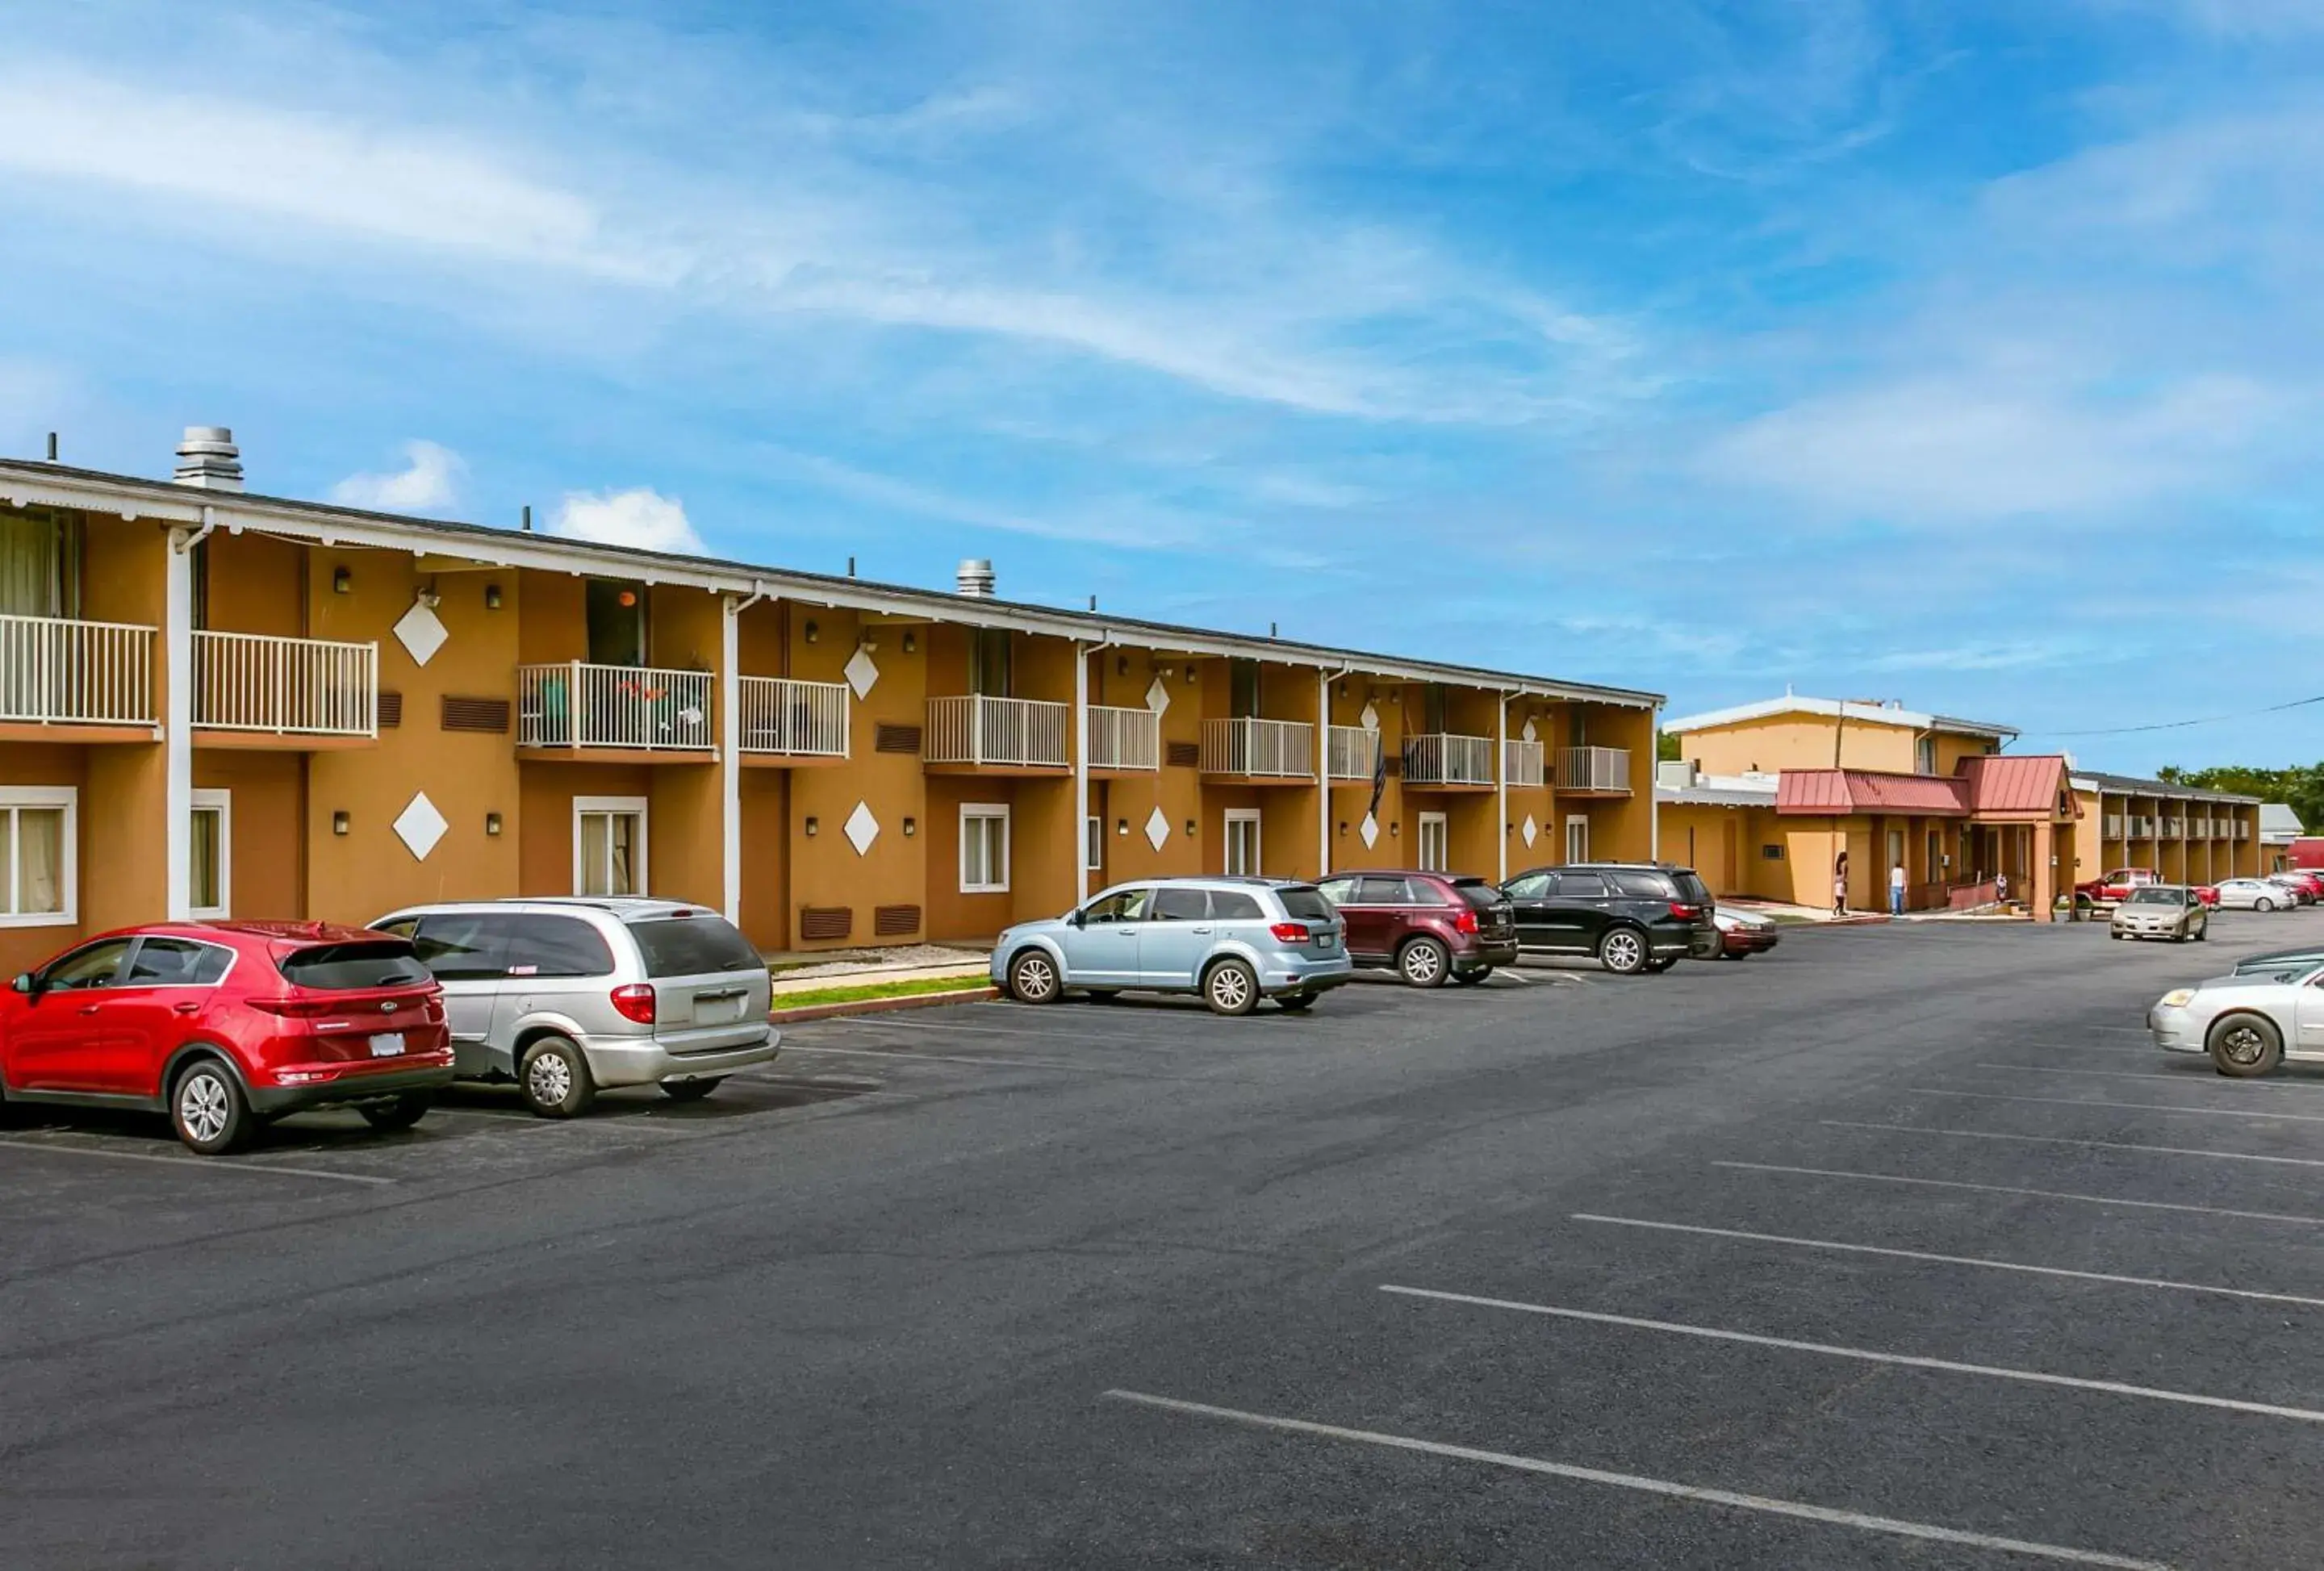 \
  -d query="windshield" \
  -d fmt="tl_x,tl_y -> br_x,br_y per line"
278,940 -> 432,990
2127,888 -> 2187,905
628,915 -> 763,978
